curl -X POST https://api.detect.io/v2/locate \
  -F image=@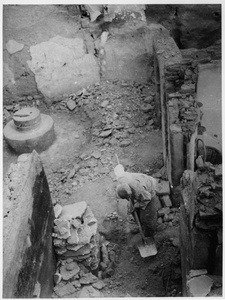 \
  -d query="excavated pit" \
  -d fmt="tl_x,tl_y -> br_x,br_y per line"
3,4 -> 222,298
